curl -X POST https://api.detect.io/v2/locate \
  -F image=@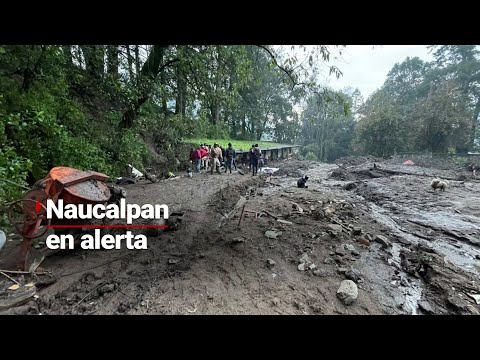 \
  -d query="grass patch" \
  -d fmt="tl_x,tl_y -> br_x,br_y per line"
184,138 -> 294,152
